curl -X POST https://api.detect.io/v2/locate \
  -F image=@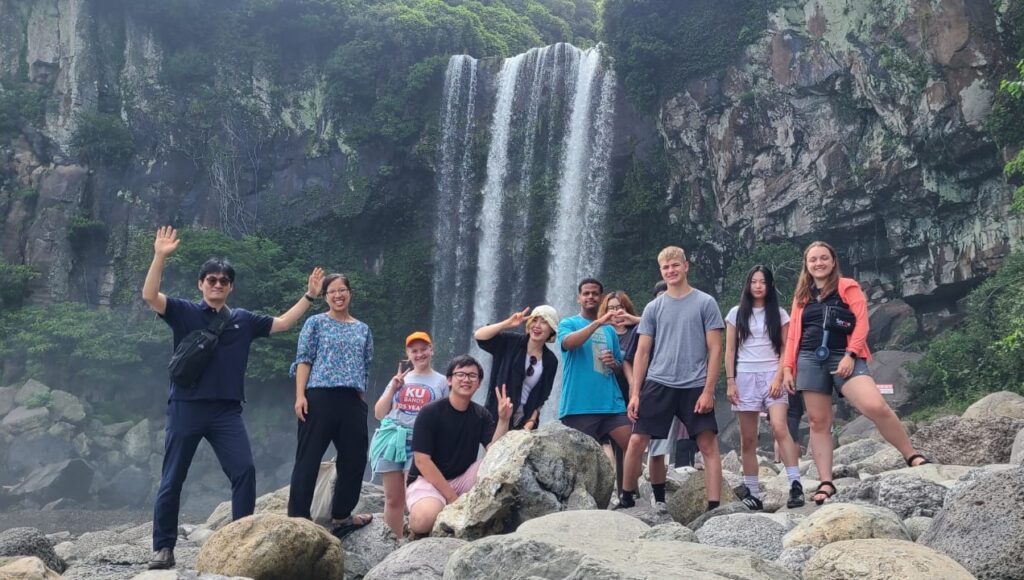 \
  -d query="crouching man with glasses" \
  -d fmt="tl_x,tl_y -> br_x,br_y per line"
405,355 -> 512,537
142,226 -> 323,570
